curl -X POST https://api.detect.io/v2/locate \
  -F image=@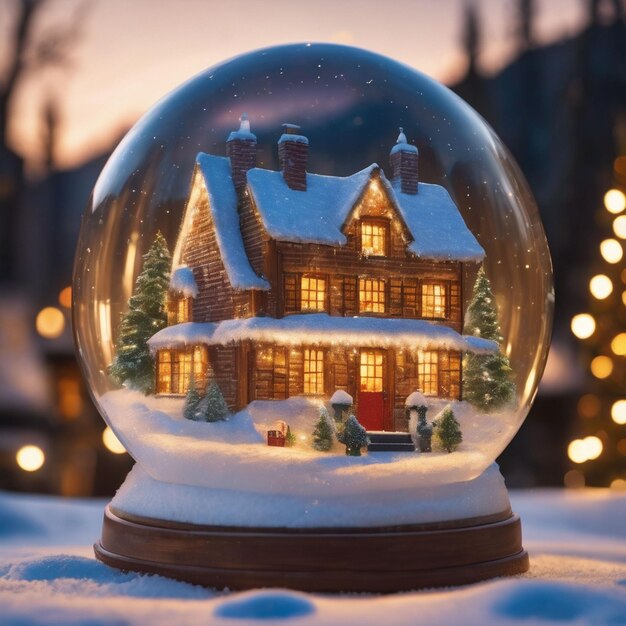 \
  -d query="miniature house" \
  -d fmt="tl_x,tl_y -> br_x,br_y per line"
148,117 -> 494,432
